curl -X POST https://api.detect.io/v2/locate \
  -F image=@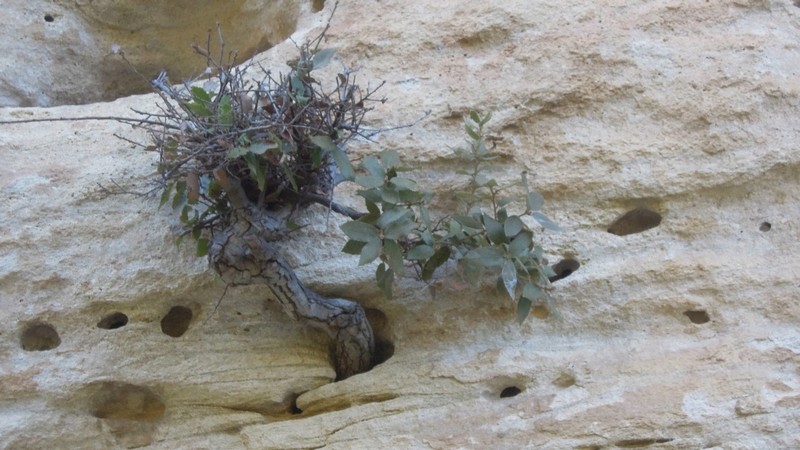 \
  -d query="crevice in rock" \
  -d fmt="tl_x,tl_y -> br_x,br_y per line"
365,308 -> 395,369
161,306 -> 193,337
287,393 -> 303,415
20,322 -> 61,351
607,206 -> 662,236
683,310 -> 710,324
614,437 -> 674,448
97,312 -> 129,329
